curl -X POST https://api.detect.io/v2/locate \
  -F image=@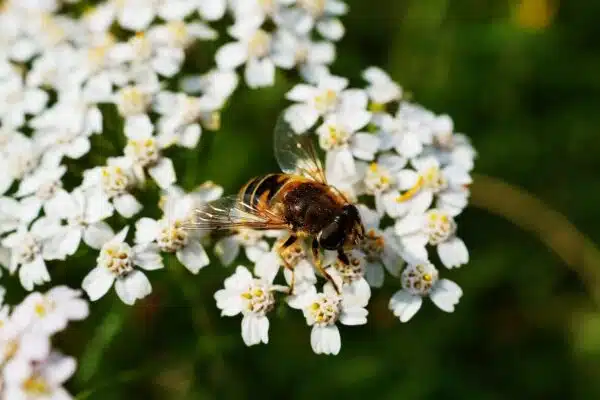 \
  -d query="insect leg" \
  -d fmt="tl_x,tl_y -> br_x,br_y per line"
277,234 -> 298,294
312,238 -> 341,294
337,249 -> 350,265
